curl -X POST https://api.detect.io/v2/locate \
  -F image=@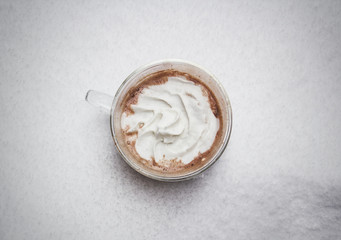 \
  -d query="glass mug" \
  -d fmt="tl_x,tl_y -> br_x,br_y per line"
86,59 -> 232,181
